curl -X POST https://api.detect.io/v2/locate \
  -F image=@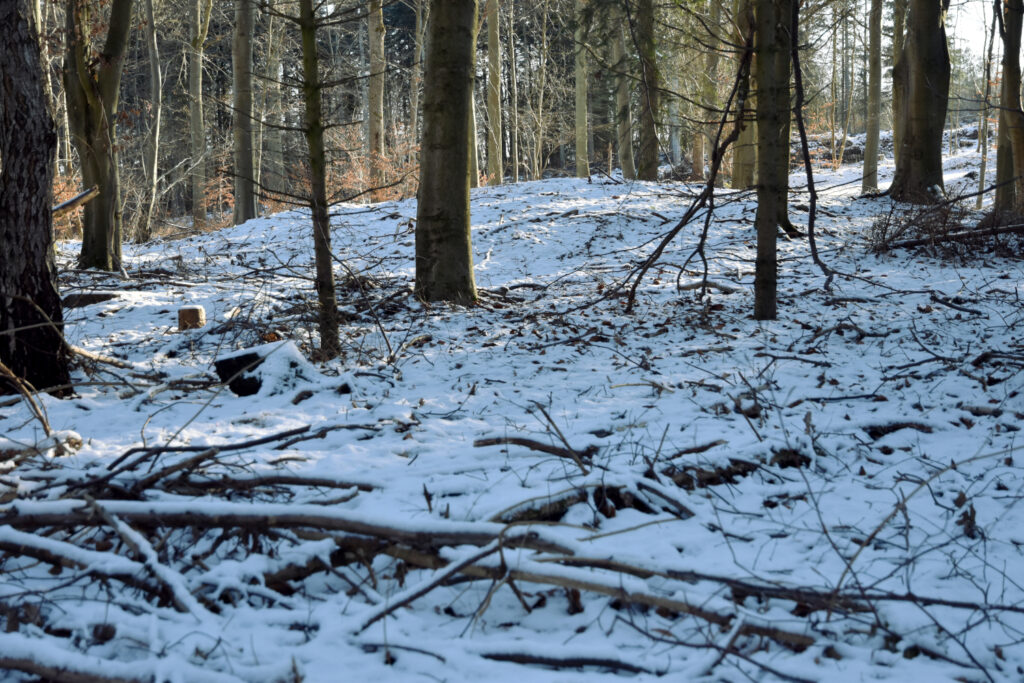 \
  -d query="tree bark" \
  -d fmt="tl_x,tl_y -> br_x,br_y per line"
574,0 -> 590,178
862,0 -> 881,192
612,22 -> 636,180
487,0 -> 503,184
508,4 -> 520,182
0,0 -> 71,395
891,0 -> 908,167
635,0 -> 659,180
887,0 -> 949,203
410,0 -> 425,149
692,0 -> 721,182
232,0 -> 257,224
754,0 -> 792,321
731,0 -> 756,189
368,0 -> 386,197
298,0 -> 341,359
63,0 -> 133,271
189,0 -> 212,229
139,0 -> 162,242
415,0 -> 479,304
996,0 -> 1024,212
